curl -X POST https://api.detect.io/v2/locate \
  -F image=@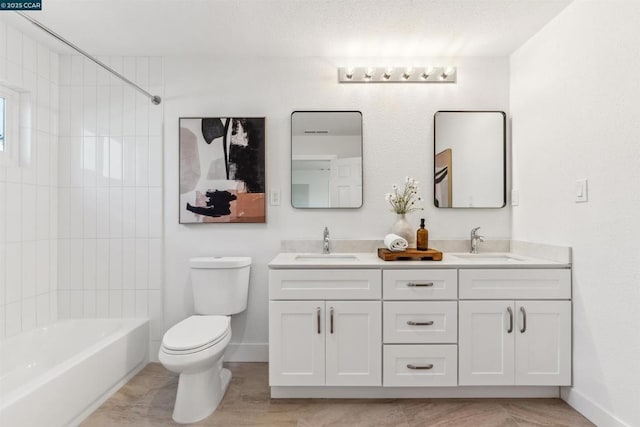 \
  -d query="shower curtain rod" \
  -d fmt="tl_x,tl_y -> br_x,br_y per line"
16,12 -> 162,105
